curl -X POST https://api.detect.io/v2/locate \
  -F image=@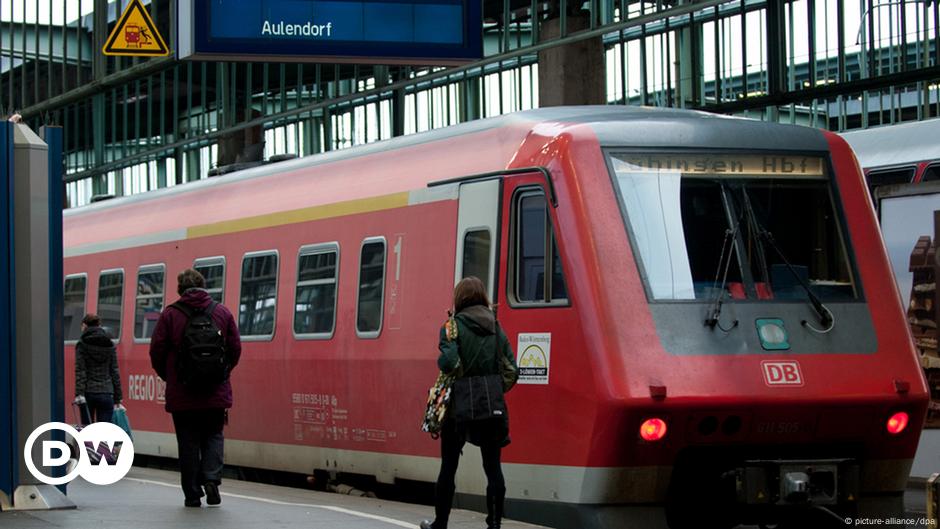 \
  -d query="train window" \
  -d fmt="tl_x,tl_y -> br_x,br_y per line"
294,243 -> 339,339
134,264 -> 165,341
462,229 -> 491,288
356,237 -> 386,338
63,274 -> 87,342
96,269 -> 124,342
868,167 -> 915,194
194,256 -> 225,303
239,251 -> 278,339
923,165 -> 940,182
609,153 -> 857,302
512,189 -> 568,304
